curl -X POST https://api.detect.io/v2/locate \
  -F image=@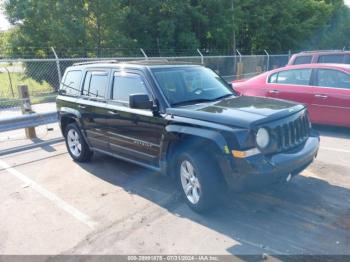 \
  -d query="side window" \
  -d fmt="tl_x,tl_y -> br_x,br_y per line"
268,73 -> 278,83
82,71 -> 109,98
318,54 -> 345,64
316,69 -> 350,89
275,69 -> 312,85
82,72 -> 92,96
293,56 -> 312,65
112,73 -> 148,105
60,70 -> 82,96
345,54 -> 350,64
